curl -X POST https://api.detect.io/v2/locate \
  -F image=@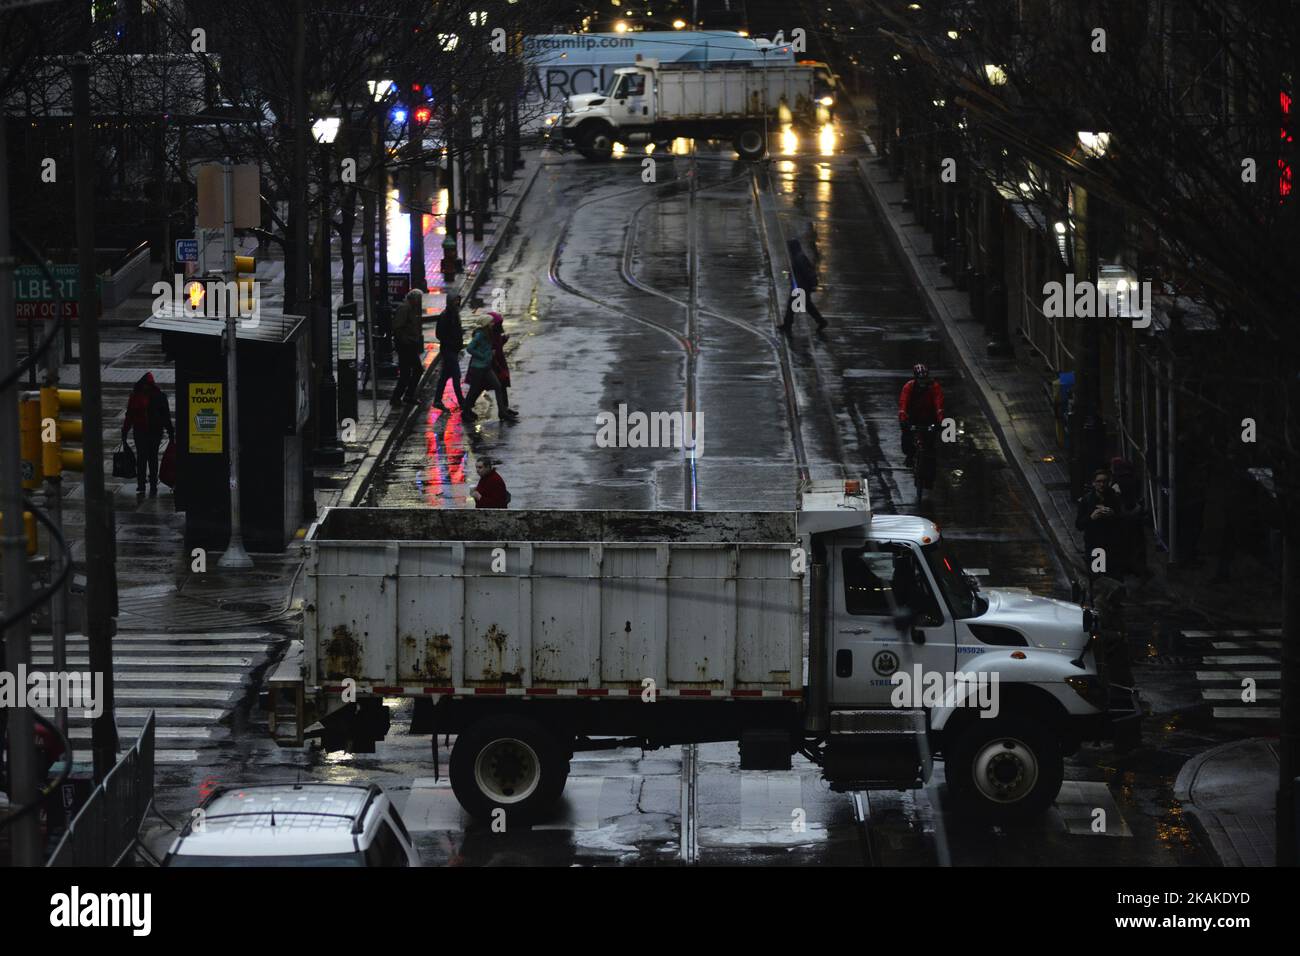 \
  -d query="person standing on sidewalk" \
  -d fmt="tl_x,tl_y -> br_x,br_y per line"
462,321 -> 516,422
1076,469 -> 1125,579
782,237 -> 827,334
471,456 -> 511,508
433,292 -> 466,411
487,311 -> 514,415
390,288 -> 425,408
122,372 -> 174,501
